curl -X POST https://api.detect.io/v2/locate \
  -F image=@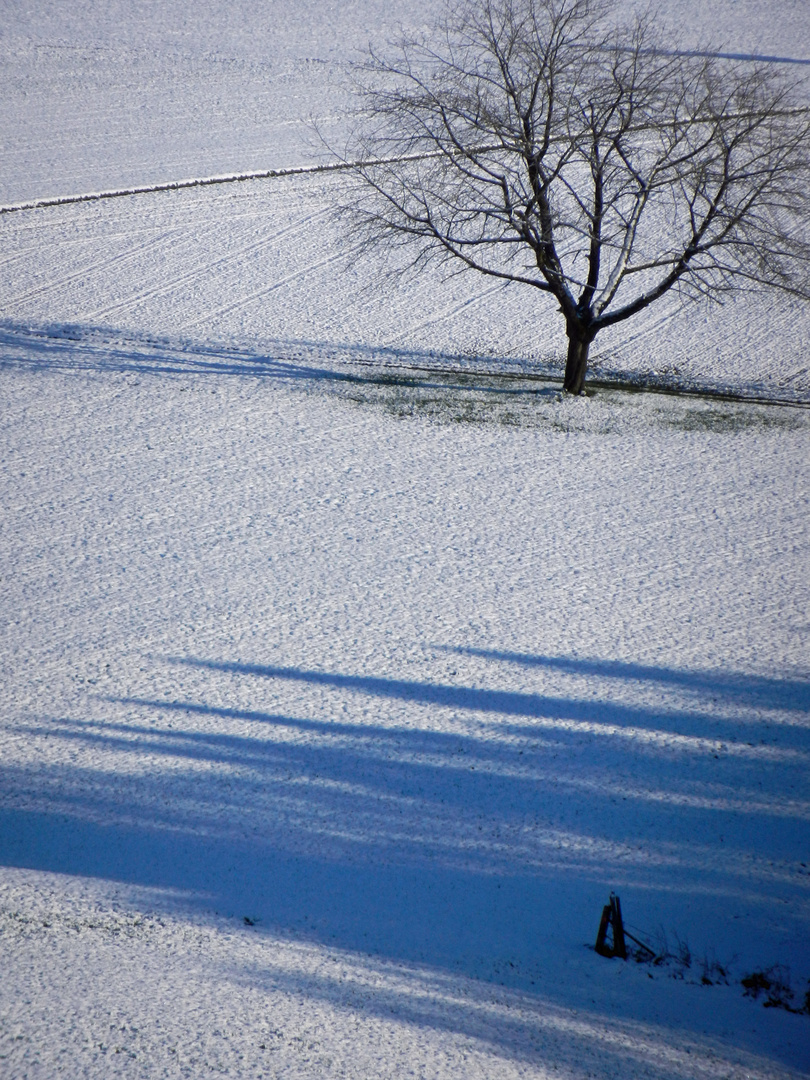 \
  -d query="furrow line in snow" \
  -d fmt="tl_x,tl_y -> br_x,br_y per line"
82,208 -> 334,322
1,229 -> 186,311
389,283 -> 508,343
0,166 -> 336,216
3,102 -> 808,217
0,204 -> 299,257
0,152 -> 448,217
178,243 -> 367,330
